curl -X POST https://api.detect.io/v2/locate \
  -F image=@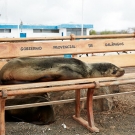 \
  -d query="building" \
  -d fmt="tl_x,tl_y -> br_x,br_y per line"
0,23 -> 93,38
